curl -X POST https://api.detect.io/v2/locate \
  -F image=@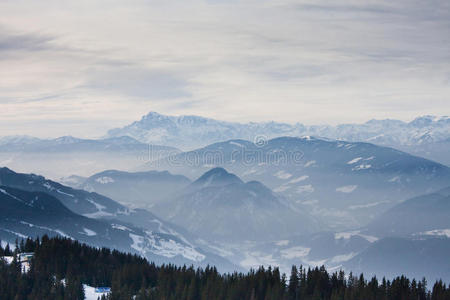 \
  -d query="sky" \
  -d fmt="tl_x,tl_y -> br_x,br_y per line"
0,0 -> 449,138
